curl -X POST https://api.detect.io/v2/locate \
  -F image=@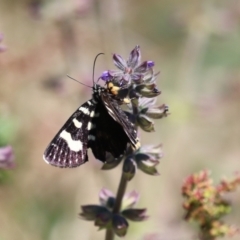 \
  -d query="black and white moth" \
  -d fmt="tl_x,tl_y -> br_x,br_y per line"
43,83 -> 140,168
